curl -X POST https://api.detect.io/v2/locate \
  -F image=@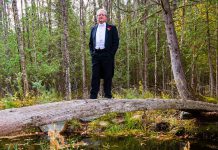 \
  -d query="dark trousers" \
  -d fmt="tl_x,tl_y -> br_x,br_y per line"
90,51 -> 114,99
